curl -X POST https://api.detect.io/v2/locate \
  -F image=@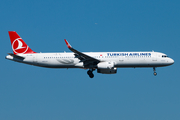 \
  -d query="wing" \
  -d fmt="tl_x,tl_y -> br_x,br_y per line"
64,39 -> 100,67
